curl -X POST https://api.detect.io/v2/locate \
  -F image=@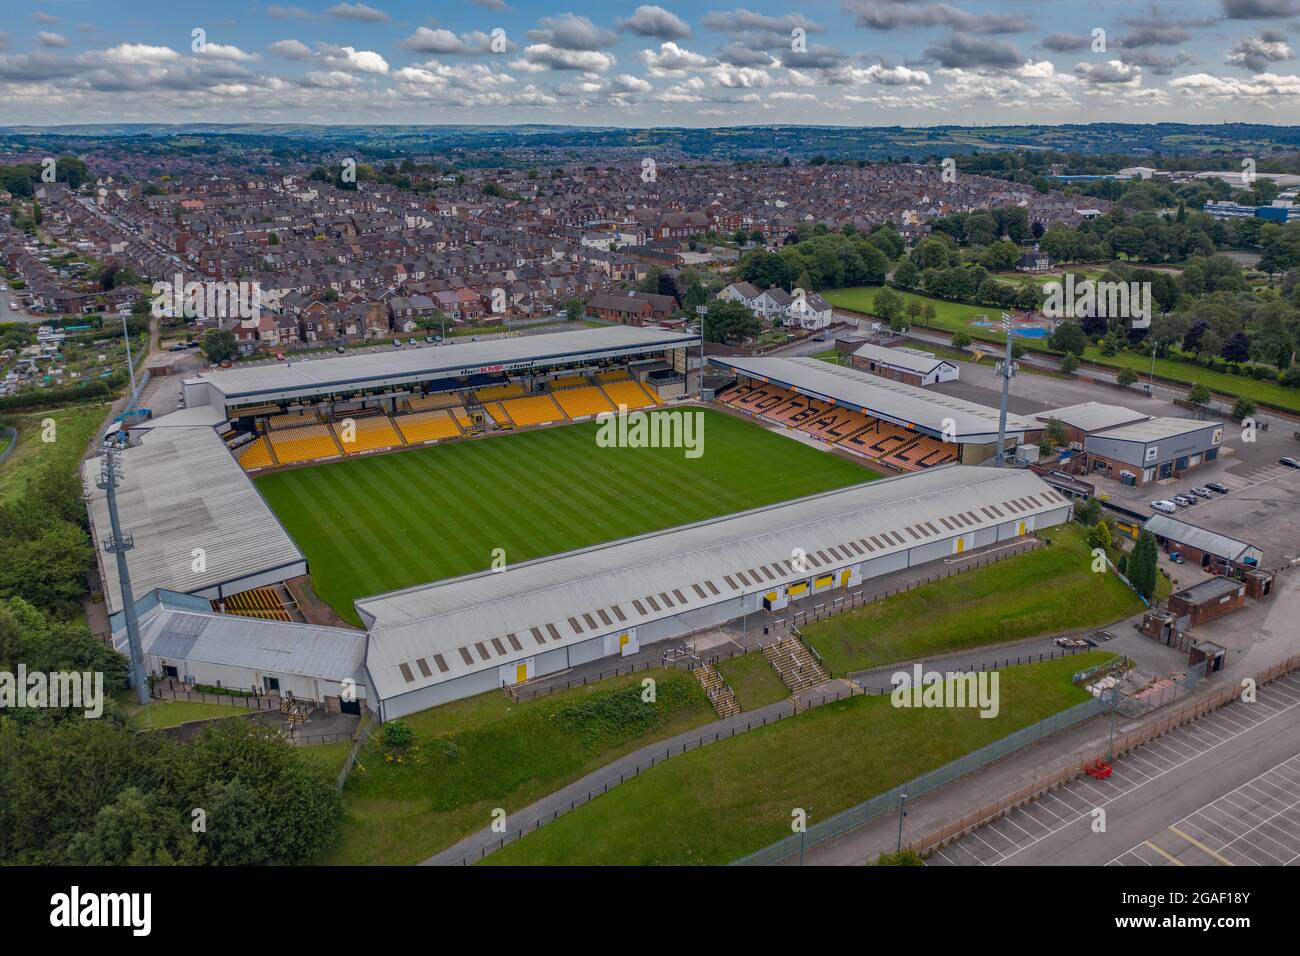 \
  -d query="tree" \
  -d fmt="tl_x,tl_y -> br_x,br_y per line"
1074,496 -> 1102,527
1129,531 -> 1159,599
1060,352 -> 1080,375
1048,321 -> 1088,356
1116,367 -> 1139,388
703,299 -> 761,344
1087,519 -> 1113,553
1232,396 -> 1256,420
201,329 -> 239,364
951,330 -> 972,350
1187,382 -> 1212,407
565,298 -> 582,322
1043,417 -> 1067,447
892,258 -> 921,290
873,287 -> 904,326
